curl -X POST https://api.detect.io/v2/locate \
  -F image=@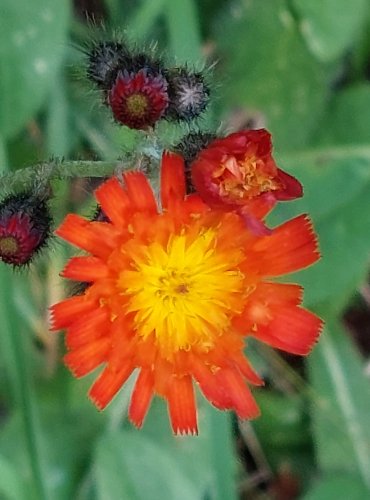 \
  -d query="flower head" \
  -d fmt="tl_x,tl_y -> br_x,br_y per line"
191,129 -> 303,218
51,153 -> 322,434
166,67 -> 210,121
0,193 -> 51,266
108,69 -> 169,129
